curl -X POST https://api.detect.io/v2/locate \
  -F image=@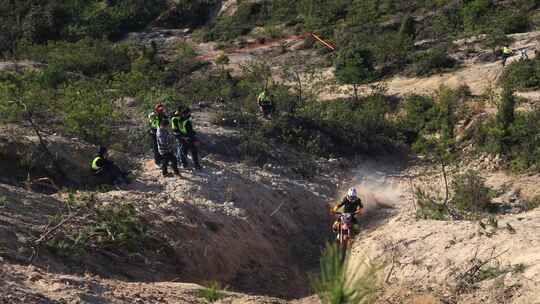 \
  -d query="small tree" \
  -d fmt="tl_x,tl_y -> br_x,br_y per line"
452,170 -> 492,213
312,243 -> 379,304
496,85 -> 516,153
334,44 -> 376,102
398,13 -> 416,43
436,86 -> 460,142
